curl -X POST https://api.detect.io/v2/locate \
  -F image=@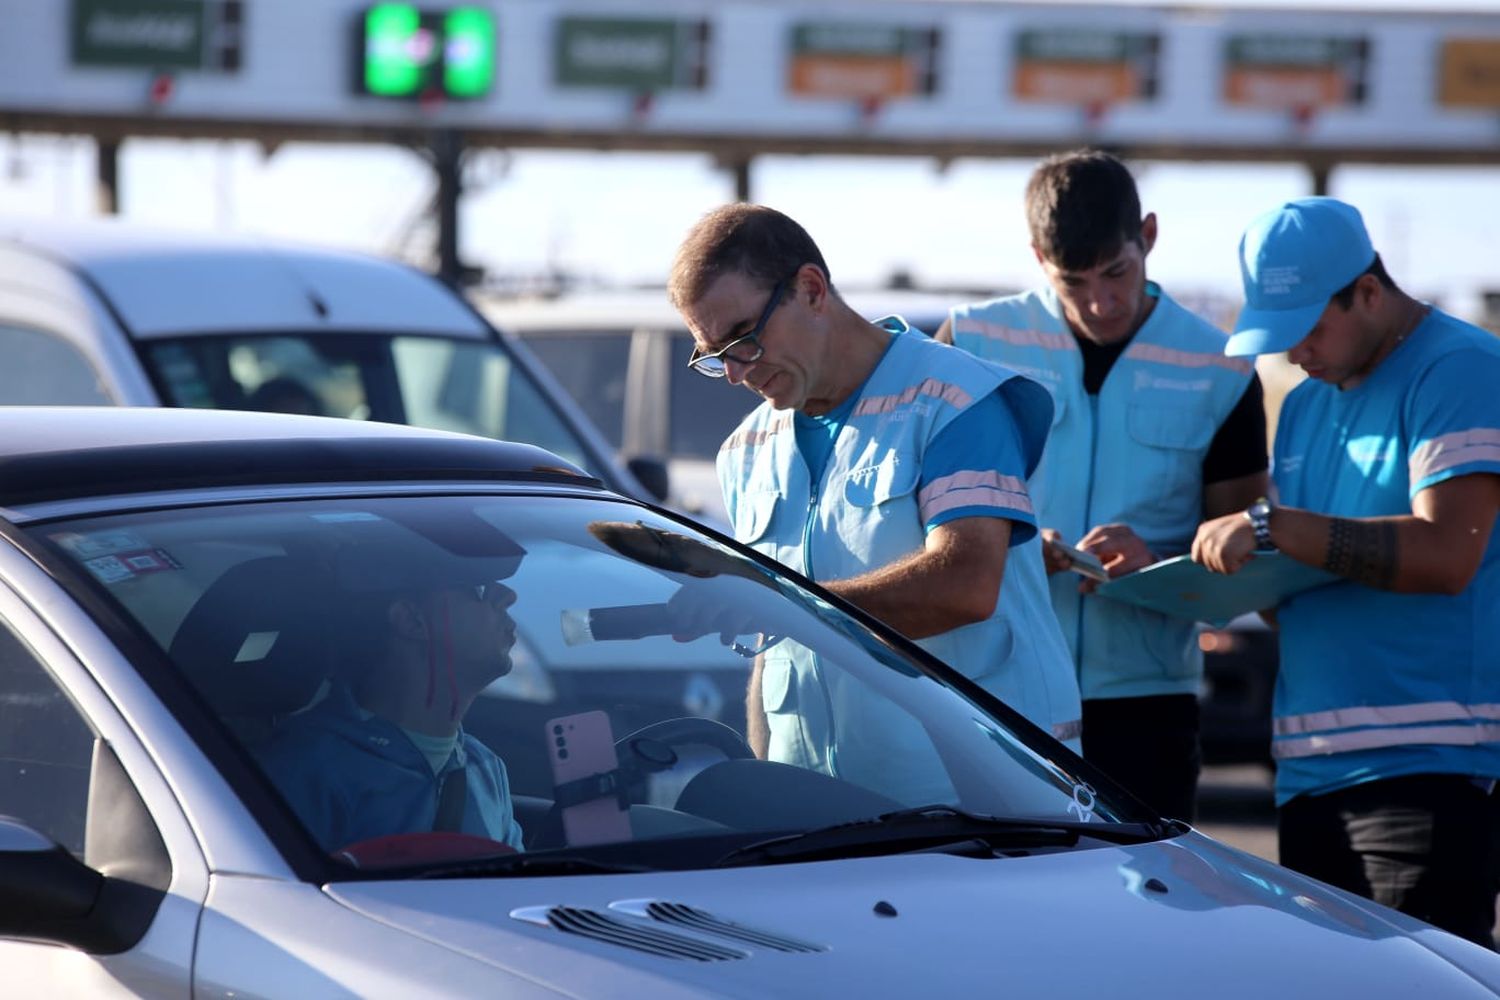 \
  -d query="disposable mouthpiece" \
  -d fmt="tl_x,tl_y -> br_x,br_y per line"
560,608 -> 594,647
